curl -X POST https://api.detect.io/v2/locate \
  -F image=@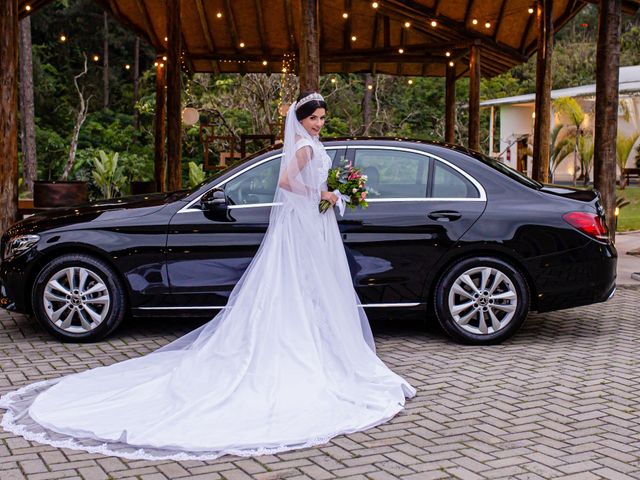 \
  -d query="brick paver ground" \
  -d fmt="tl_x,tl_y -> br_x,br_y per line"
1,287 -> 640,480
